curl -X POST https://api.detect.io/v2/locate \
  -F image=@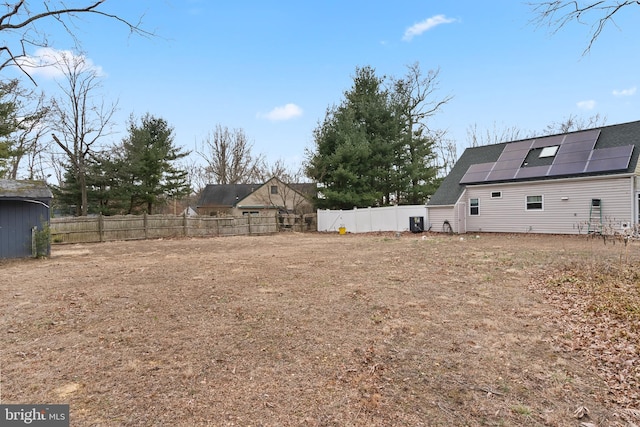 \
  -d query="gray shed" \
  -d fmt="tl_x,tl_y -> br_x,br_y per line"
0,179 -> 53,258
